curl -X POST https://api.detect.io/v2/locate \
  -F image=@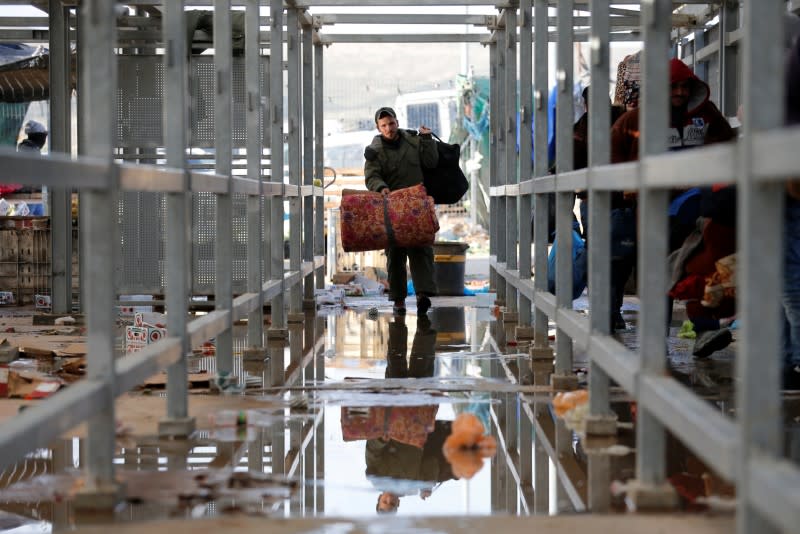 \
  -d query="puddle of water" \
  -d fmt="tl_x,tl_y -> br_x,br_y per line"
5,300 -> 798,529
